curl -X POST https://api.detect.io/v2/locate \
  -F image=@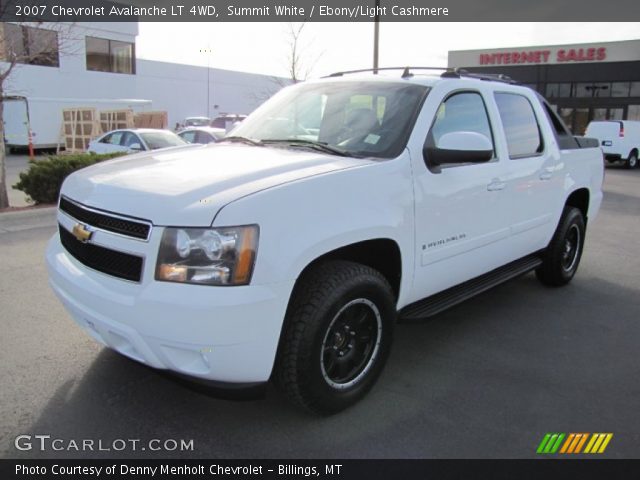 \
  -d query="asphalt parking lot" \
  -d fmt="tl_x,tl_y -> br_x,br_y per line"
0,166 -> 639,459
